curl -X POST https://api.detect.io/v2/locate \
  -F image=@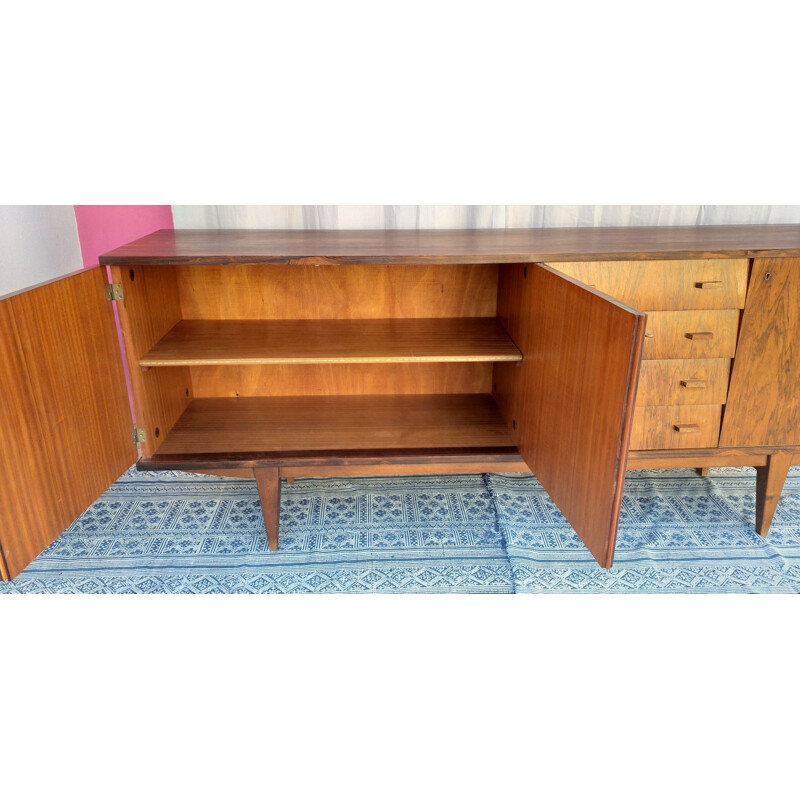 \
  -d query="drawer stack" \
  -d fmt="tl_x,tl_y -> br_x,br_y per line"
545,259 -> 749,451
